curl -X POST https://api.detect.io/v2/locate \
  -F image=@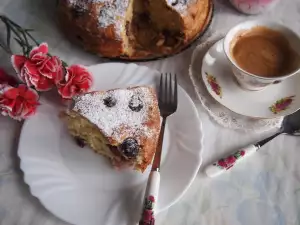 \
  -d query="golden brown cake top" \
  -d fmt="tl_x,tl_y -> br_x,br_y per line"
66,0 -> 130,39
65,0 -> 198,39
72,86 -> 160,144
